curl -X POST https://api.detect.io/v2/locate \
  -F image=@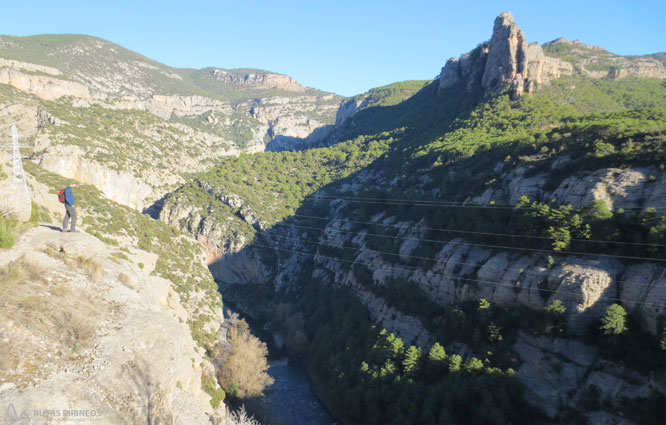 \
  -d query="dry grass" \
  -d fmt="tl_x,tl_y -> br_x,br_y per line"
0,255 -> 105,384
0,205 -> 15,219
74,256 -> 104,283
118,272 -> 133,289
42,243 -> 104,283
